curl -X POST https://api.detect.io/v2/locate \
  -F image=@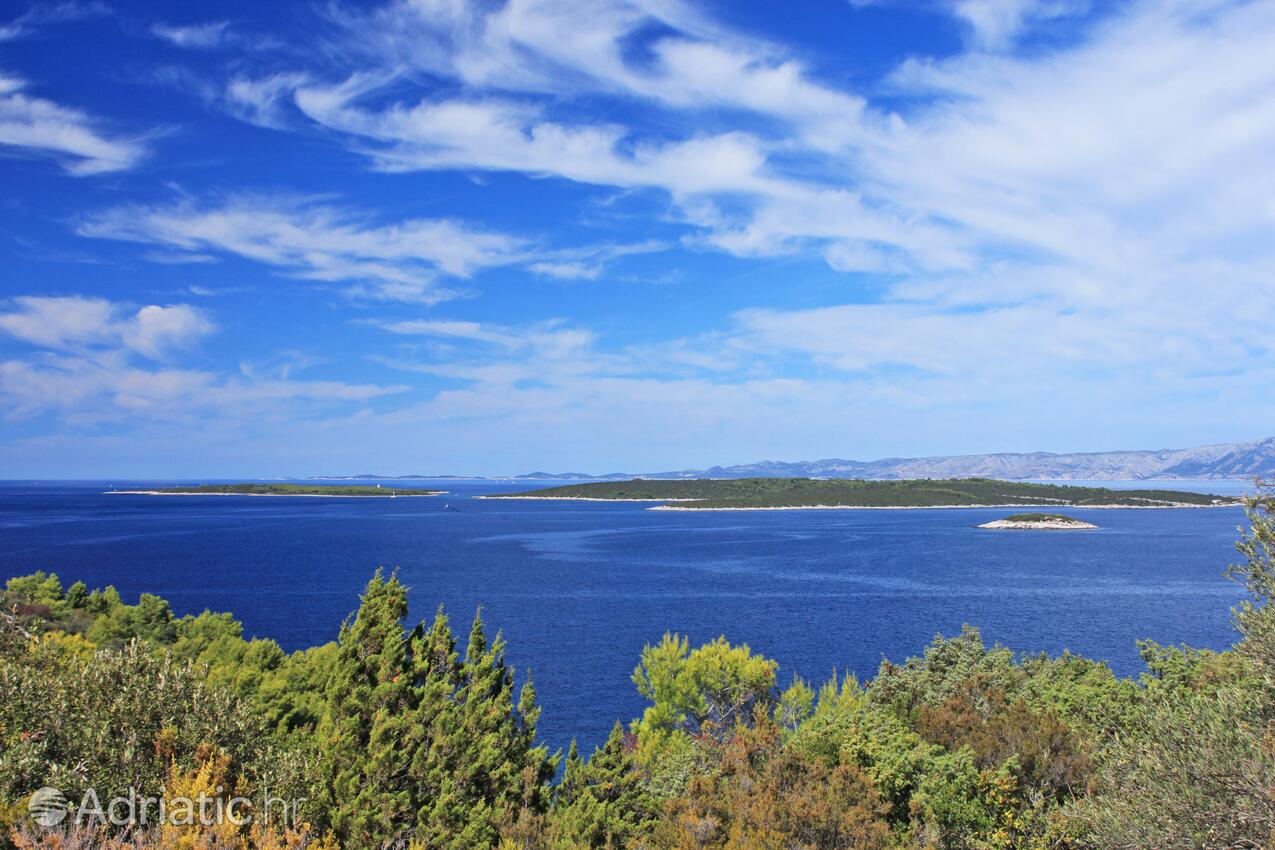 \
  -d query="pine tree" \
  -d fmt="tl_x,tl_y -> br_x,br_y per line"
319,570 -> 419,849
65,580 -> 88,608
320,584 -> 556,850
405,607 -> 468,849
549,722 -> 658,850
440,611 -> 557,849
558,740 -> 584,806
